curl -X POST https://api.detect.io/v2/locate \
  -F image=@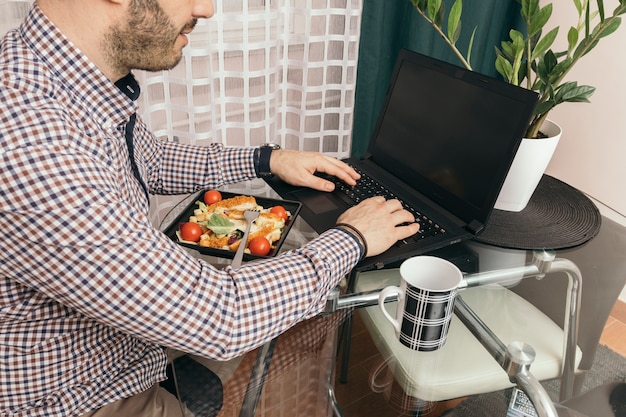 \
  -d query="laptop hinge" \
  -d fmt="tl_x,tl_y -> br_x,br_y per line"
467,220 -> 485,235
